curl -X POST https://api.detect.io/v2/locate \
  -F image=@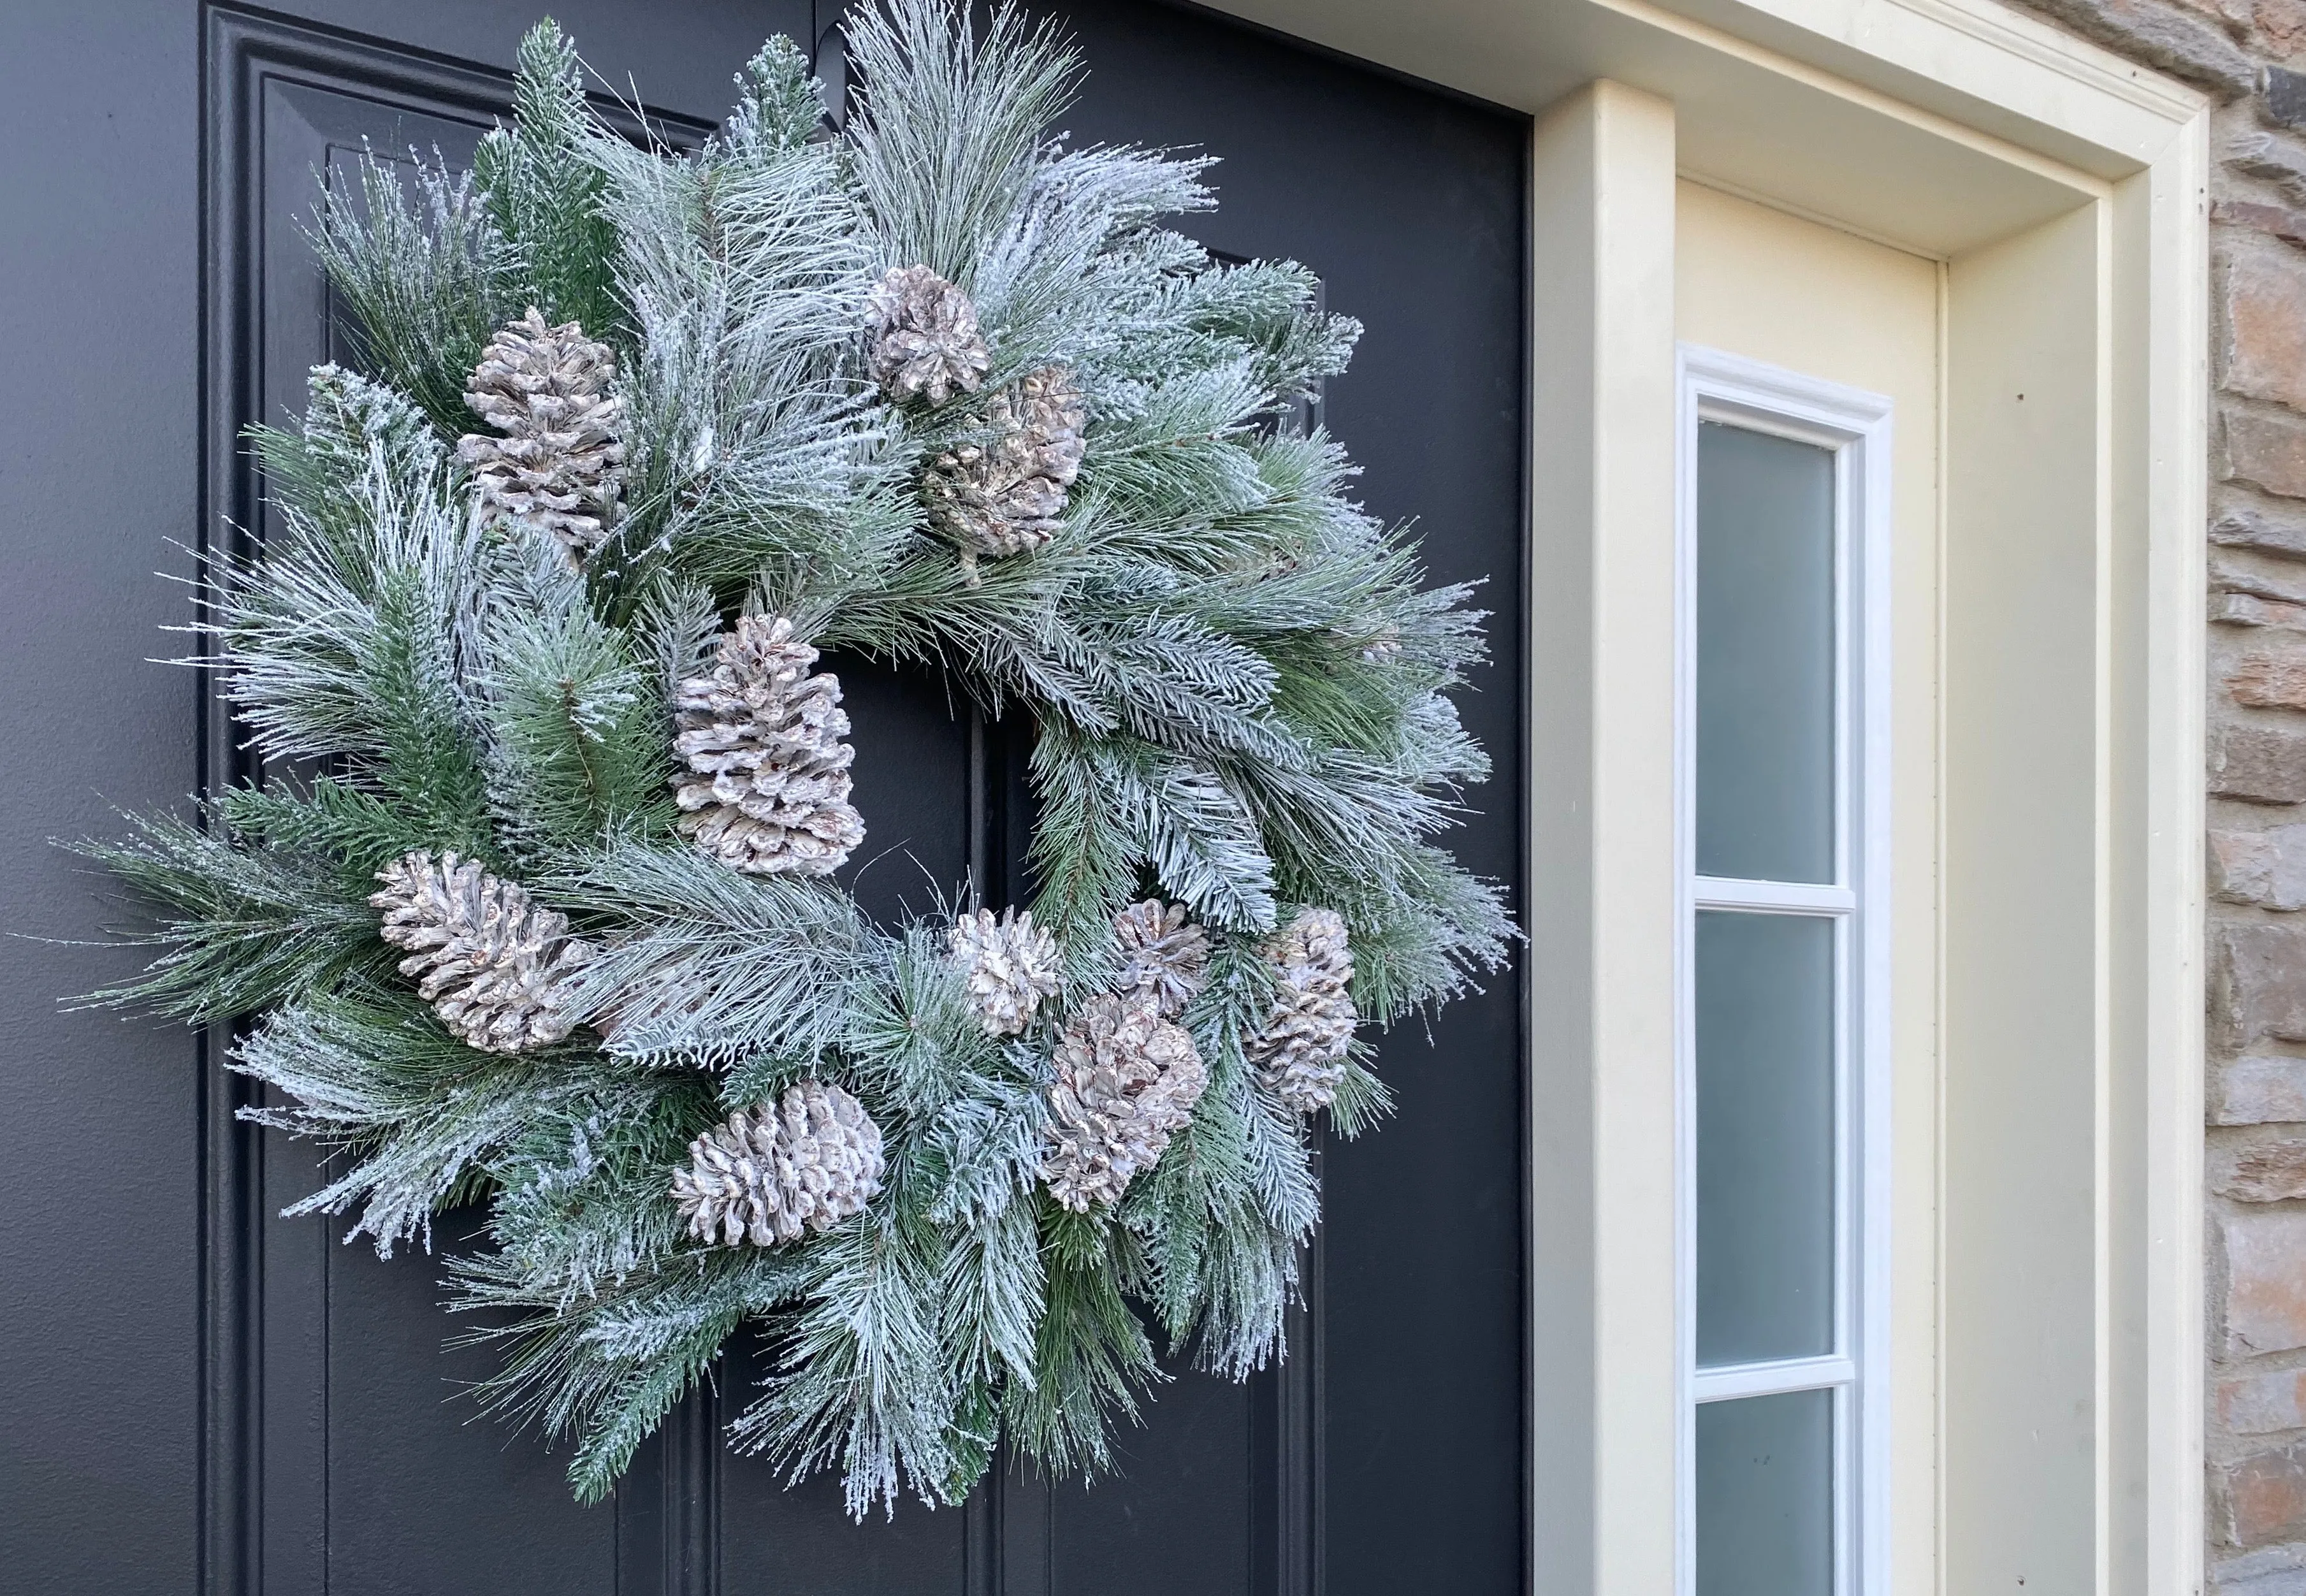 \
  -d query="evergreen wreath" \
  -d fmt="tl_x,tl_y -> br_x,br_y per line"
82,0 -> 1511,1516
